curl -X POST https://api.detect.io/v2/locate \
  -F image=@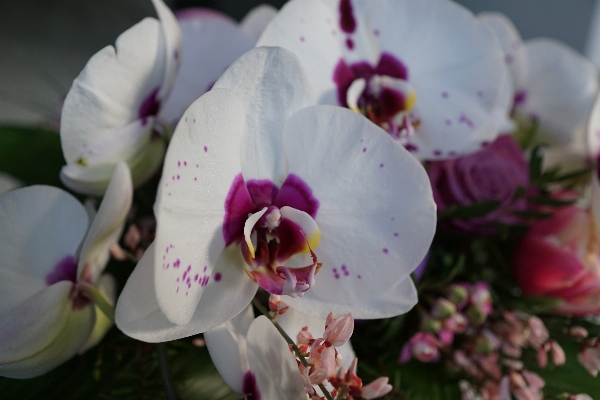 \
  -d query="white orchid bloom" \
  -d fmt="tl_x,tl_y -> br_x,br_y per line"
159,5 -> 277,125
0,172 -> 21,195
60,0 -> 181,196
116,46 -> 435,342
481,12 -> 598,154
205,307 -> 307,400
0,162 -> 132,378
257,0 -> 512,160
